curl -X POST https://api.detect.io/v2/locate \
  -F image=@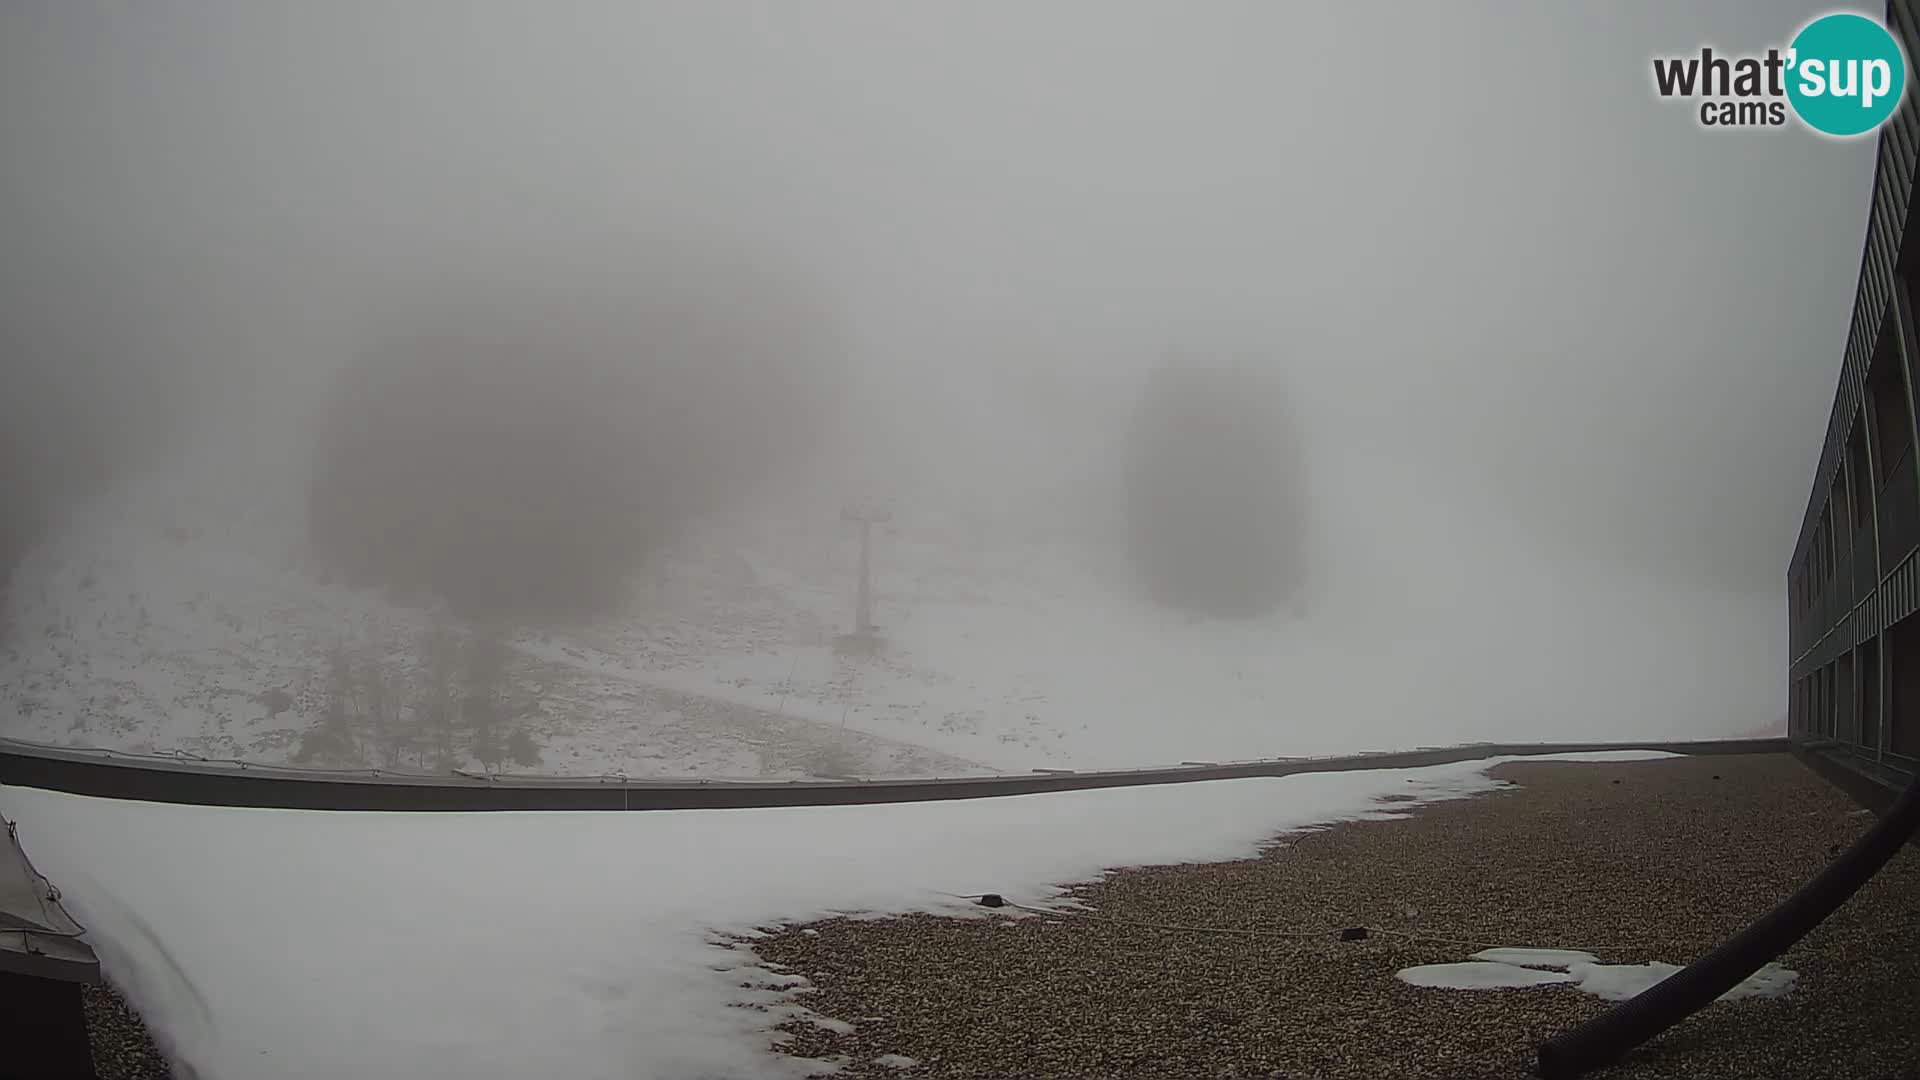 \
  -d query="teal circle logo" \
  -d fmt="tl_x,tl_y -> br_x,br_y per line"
1786,13 -> 1907,137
